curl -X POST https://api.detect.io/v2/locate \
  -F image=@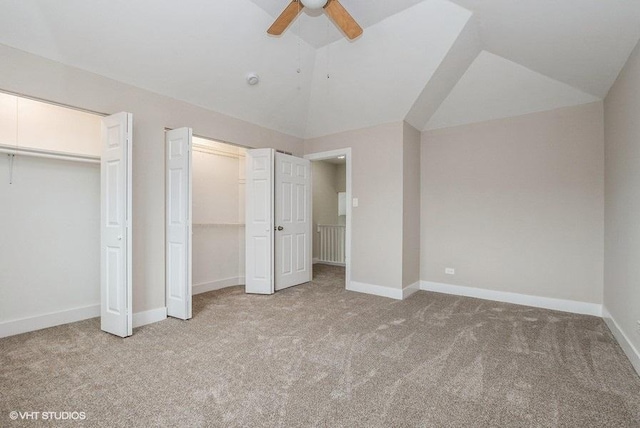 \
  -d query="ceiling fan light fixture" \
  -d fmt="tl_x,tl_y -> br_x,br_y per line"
300,0 -> 328,10
268,0 -> 362,40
